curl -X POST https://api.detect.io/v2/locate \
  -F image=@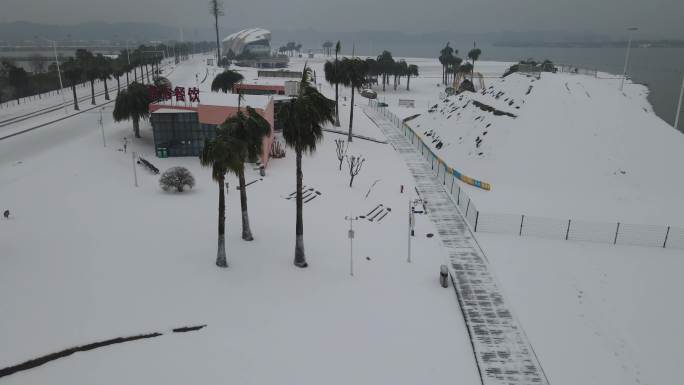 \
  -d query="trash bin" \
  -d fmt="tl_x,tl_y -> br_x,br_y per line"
440,265 -> 449,288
